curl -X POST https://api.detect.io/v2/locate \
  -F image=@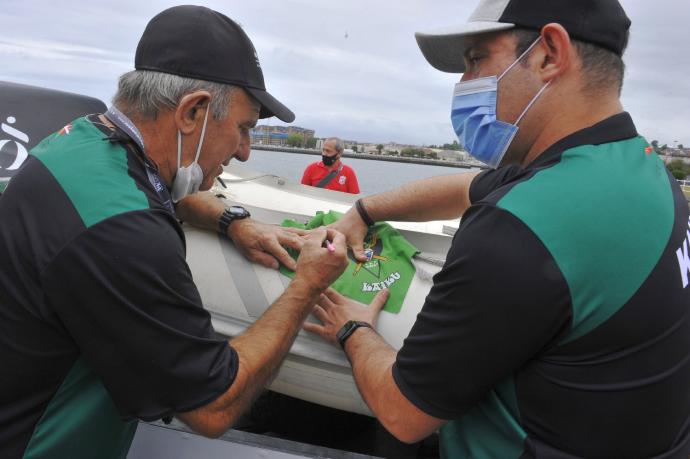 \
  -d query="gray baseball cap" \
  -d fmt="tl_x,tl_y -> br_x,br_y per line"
415,0 -> 631,73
